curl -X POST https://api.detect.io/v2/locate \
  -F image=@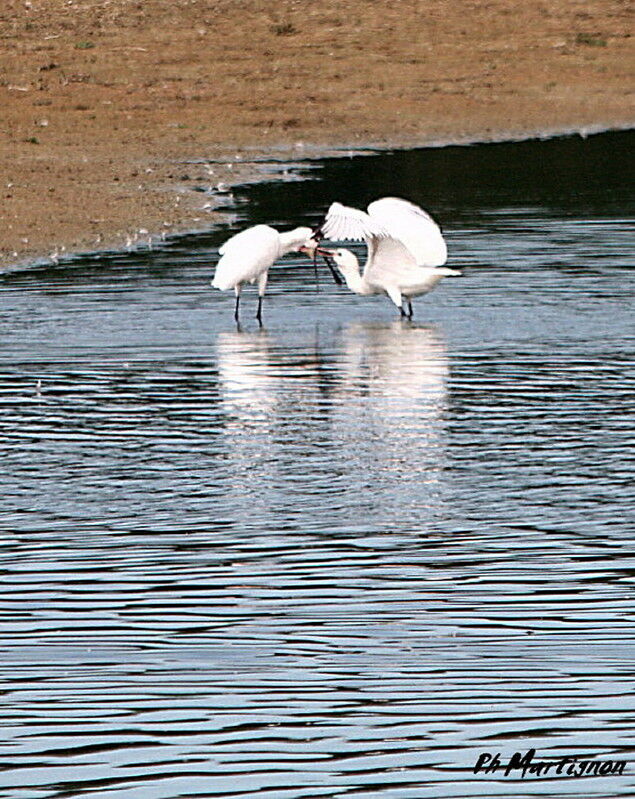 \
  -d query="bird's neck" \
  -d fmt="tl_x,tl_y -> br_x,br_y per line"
342,267 -> 367,295
278,228 -> 306,255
